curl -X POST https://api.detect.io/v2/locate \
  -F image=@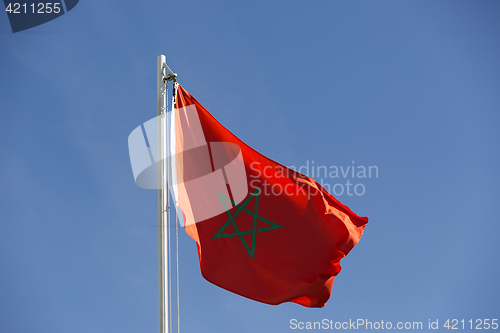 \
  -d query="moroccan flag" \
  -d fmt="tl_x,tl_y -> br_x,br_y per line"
168,83 -> 368,308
